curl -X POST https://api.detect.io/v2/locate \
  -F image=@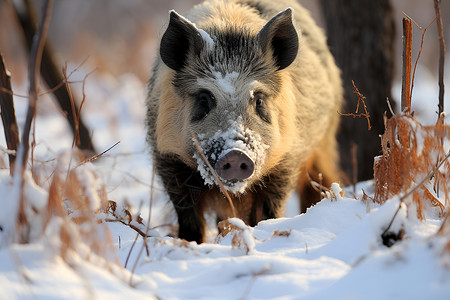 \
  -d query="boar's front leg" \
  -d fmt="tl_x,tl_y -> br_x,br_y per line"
255,162 -> 297,222
154,153 -> 206,243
